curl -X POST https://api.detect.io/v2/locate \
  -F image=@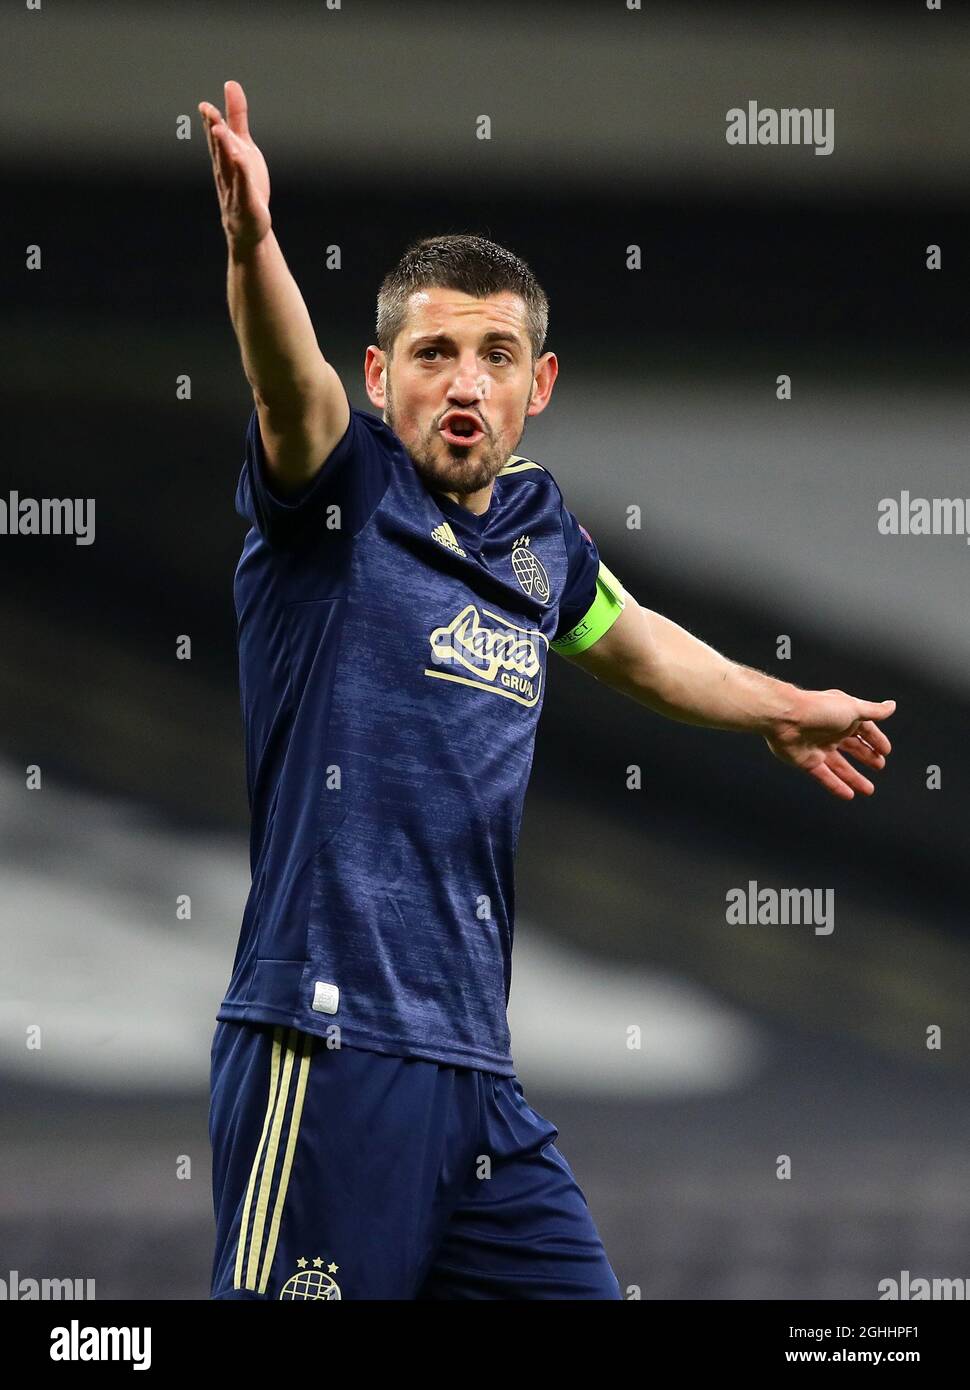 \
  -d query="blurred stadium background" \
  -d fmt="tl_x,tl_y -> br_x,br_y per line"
3,0 -> 970,1299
